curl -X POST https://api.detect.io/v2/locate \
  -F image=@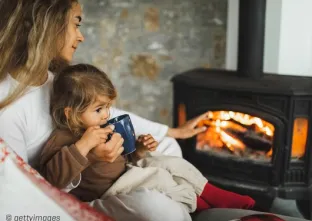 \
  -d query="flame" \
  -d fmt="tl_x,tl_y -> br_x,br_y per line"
205,111 -> 274,137
291,118 -> 307,159
196,111 -> 275,160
